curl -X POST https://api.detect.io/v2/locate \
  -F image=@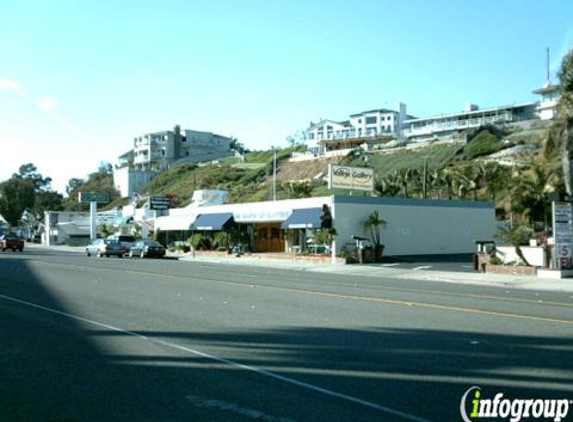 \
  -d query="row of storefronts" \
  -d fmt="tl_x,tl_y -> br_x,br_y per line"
155,195 -> 496,256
